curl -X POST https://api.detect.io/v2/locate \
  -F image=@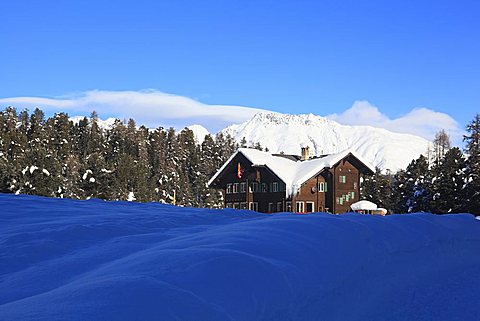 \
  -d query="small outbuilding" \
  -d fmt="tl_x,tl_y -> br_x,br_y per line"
350,200 -> 387,215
